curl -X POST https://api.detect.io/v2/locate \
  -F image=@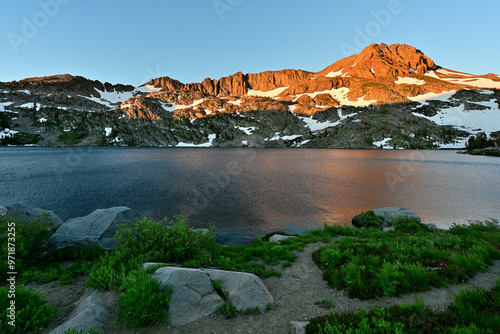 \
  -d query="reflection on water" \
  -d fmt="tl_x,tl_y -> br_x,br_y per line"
1,147 -> 499,244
